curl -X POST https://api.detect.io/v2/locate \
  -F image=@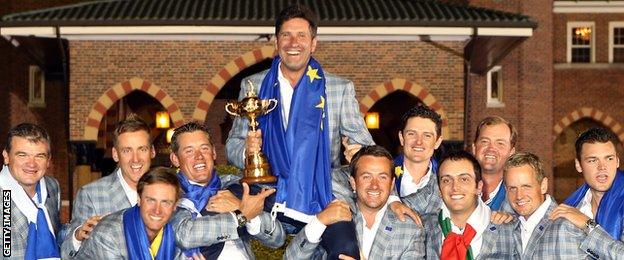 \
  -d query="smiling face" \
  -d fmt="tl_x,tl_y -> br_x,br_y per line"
2,136 -> 50,195
276,18 -> 317,76
350,155 -> 394,213
138,182 -> 177,241
112,130 -> 155,189
505,164 -> 548,219
439,159 -> 482,216
399,117 -> 442,165
472,123 -> 515,175
575,141 -> 619,194
170,131 -> 216,185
